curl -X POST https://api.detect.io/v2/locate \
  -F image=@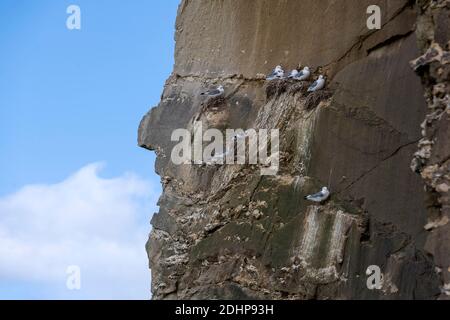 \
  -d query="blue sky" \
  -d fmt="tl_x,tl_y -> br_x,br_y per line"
0,0 -> 180,299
